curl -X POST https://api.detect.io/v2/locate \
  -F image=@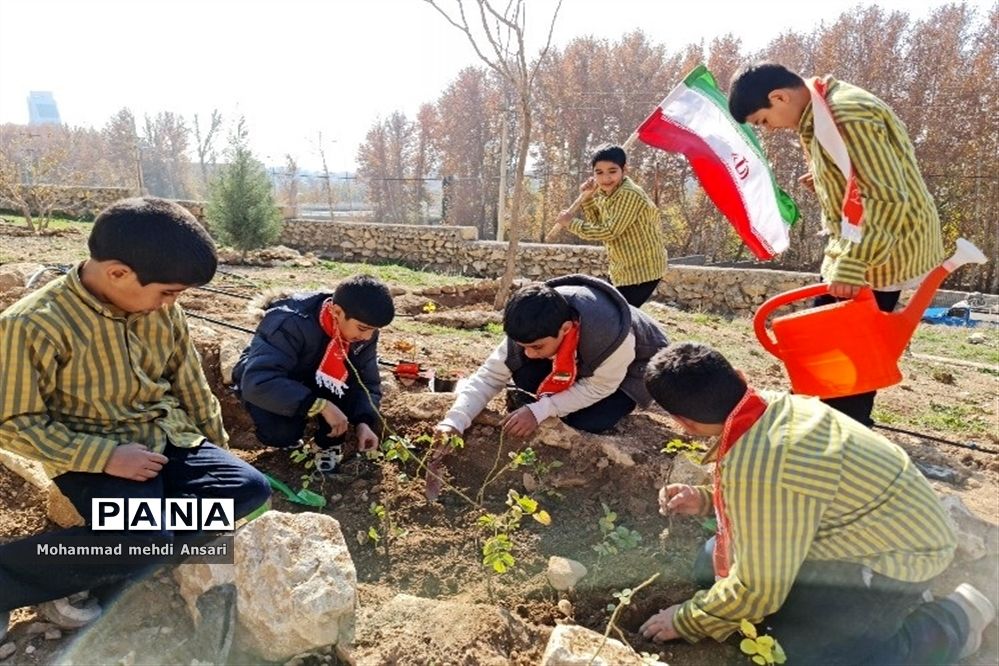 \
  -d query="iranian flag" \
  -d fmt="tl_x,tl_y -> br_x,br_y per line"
636,65 -> 798,259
